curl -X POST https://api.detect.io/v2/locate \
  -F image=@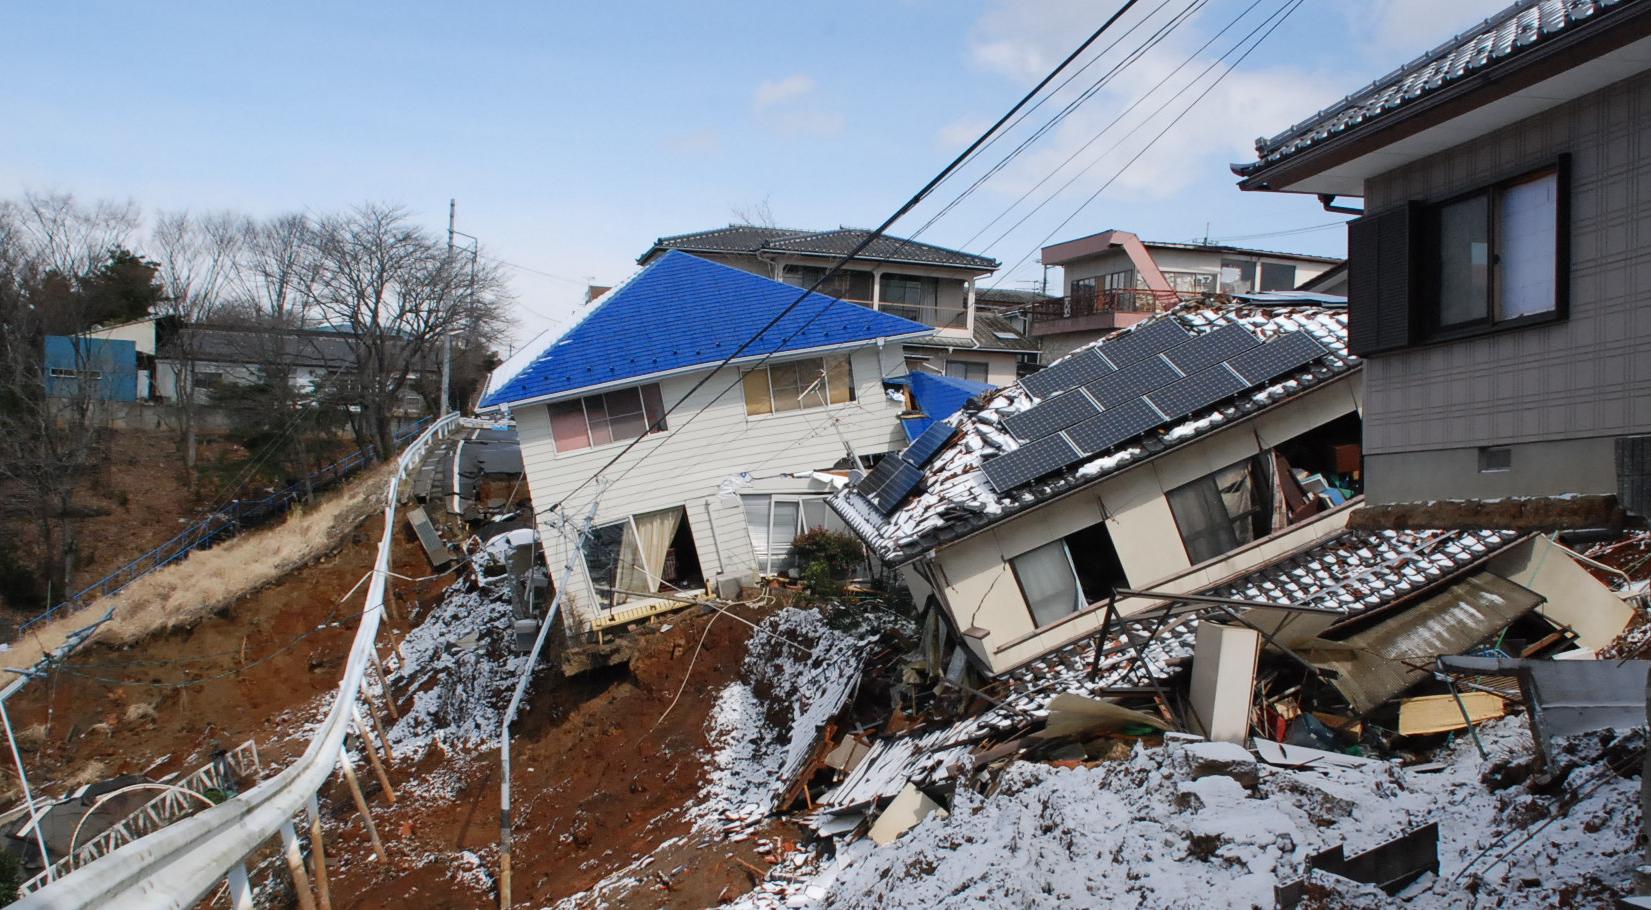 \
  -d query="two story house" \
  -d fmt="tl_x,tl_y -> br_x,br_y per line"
1235,0 -> 1651,527
829,302 -> 1628,678
639,225 -> 1031,386
1030,229 -> 1342,361
478,250 -> 930,642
